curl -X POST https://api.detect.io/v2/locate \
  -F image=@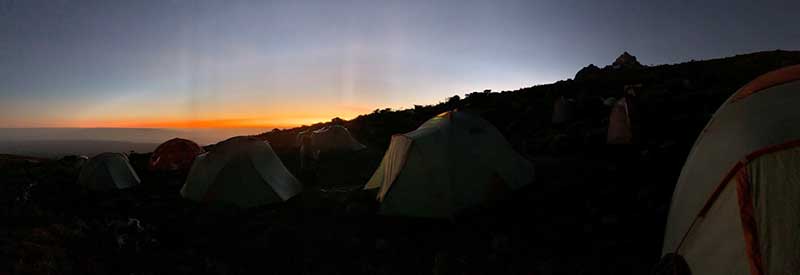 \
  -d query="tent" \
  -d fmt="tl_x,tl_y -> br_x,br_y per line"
606,97 -> 633,144
60,155 -> 89,169
181,136 -> 302,208
77,153 -> 140,191
148,138 -> 205,171
296,129 -> 313,147
364,110 -> 535,218
310,125 -> 366,153
661,65 -> 800,275
607,85 -> 641,144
